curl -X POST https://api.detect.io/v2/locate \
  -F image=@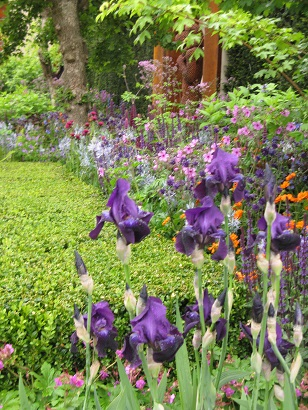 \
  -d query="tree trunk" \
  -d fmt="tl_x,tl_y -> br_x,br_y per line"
51,0 -> 88,124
